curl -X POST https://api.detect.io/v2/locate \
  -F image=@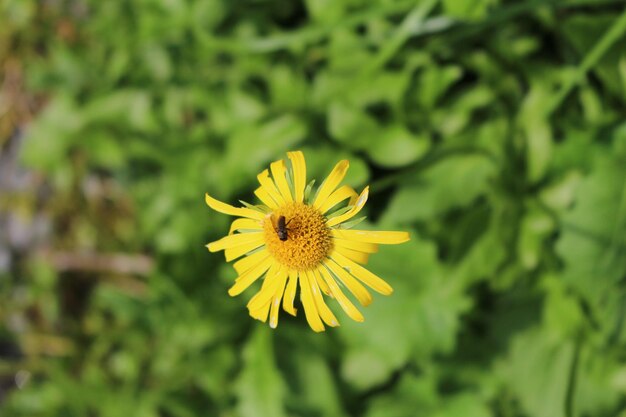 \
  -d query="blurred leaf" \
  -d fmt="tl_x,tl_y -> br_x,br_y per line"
82,90 -> 157,132
88,131 -> 126,168
21,96 -> 82,171
340,237 -> 470,390
556,154 -> 626,312
367,125 -> 430,168
195,346 -> 238,404
416,65 -> 463,109
432,394 -> 491,417
518,83 -> 555,183
225,114 -> 308,188
434,86 -> 494,138
613,121 -> 626,159
328,29 -> 373,73
381,154 -> 496,223
350,71 -> 412,107
539,171 -> 583,212
269,65 -> 309,109
294,352 -> 347,417
497,327 -> 574,417
574,348 -> 624,416
541,275 -> 585,340
189,0 -> 226,30
561,14 -> 626,98
365,374 -> 438,417
517,206 -> 554,270
306,0 -> 345,23
235,328 -> 287,417
442,0 -> 497,20
328,101 -> 379,148
142,44 -> 172,81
